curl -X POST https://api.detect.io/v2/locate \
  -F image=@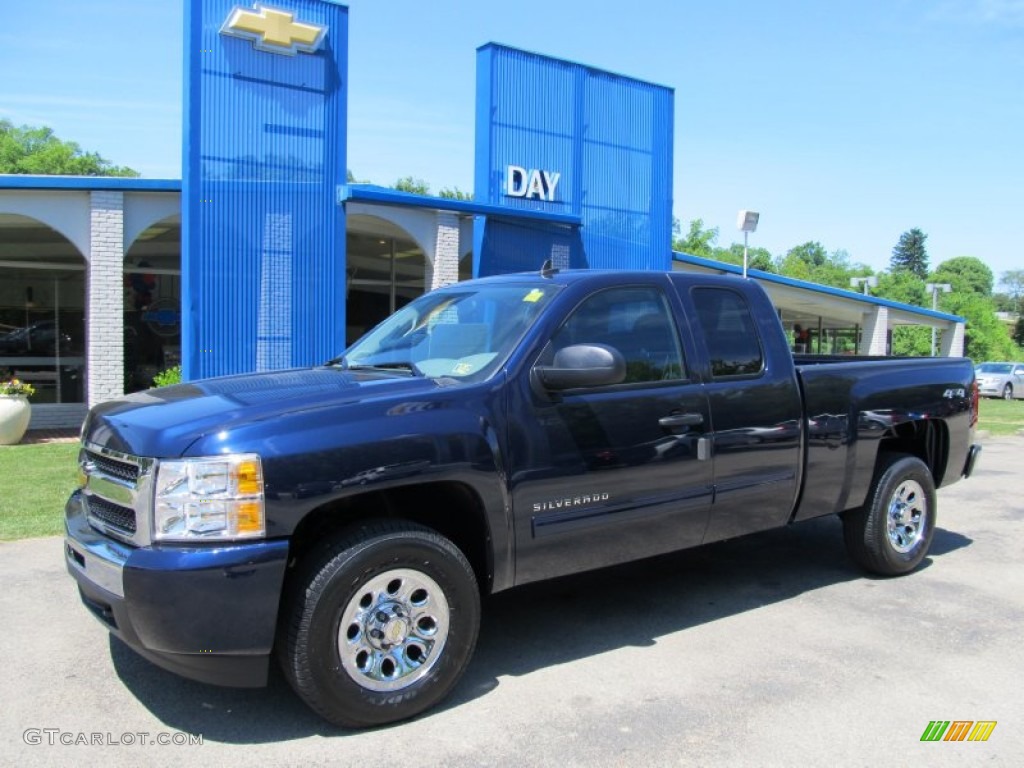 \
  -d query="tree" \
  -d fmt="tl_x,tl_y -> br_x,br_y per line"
876,270 -> 927,306
393,176 -> 430,195
712,244 -> 775,272
890,228 -> 929,278
673,218 -> 718,257
786,241 -> 828,268
929,256 -> 993,297
999,270 -> 1024,313
775,243 -> 867,289
943,292 -> 1016,362
0,120 -> 137,176
1014,317 -> 1024,348
438,187 -> 472,200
